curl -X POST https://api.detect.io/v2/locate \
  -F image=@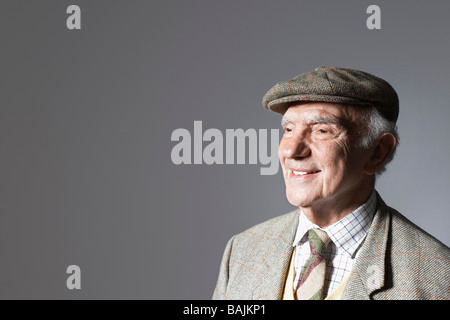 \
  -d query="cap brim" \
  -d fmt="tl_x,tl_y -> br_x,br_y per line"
266,94 -> 372,114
